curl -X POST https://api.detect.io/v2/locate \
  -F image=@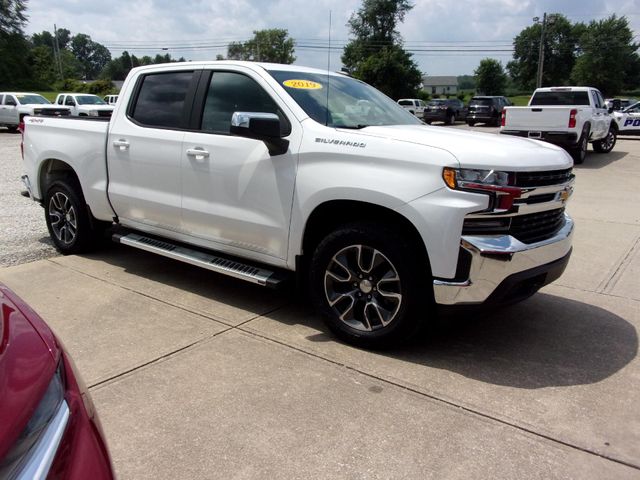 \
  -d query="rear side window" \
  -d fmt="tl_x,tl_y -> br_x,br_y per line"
398,100 -> 413,106
530,91 -> 590,106
131,71 -> 195,128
